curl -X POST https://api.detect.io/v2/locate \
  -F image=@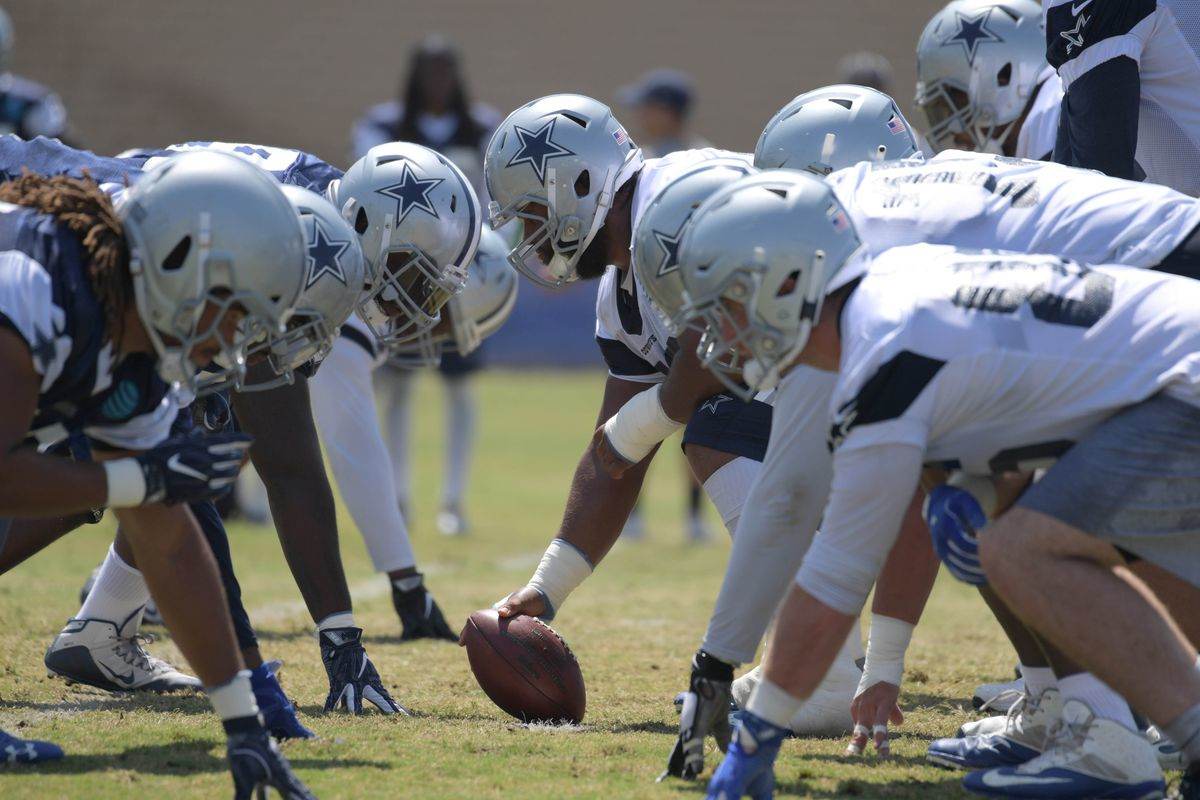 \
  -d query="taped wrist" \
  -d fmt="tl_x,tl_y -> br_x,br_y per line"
602,384 -> 683,464
857,614 -> 914,695
527,538 -> 593,616
103,458 -> 148,508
